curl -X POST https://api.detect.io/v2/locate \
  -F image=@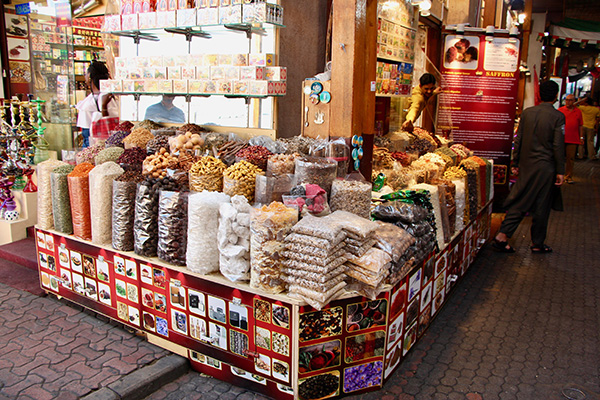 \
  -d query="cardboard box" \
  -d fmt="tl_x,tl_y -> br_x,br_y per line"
156,10 -> 177,28
265,66 -> 286,81
159,80 -> 174,93
156,0 -> 169,11
233,80 -> 250,95
111,80 -> 123,92
240,66 -> 265,80
122,80 -> 136,92
219,5 -> 242,24
210,66 -> 225,80
168,67 -> 182,79
138,12 -> 157,29
249,80 -> 285,95
181,66 -> 196,80
103,15 -> 122,32
143,68 -> 155,79
163,56 -> 178,67
232,54 -> 249,66
201,80 -> 217,94
204,54 -> 219,66
134,80 -> 146,92
177,8 -> 197,27
216,79 -> 233,94
188,80 -> 204,94
195,66 -> 210,79
197,7 -> 219,25
129,68 -> 143,79
217,54 -> 233,66
99,80 -> 111,93
121,14 -> 139,31
155,67 -> 168,79
223,66 -> 240,80
133,0 -> 143,14
173,79 -> 189,94
148,56 -> 164,68
146,80 -> 159,93
249,53 -> 275,66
